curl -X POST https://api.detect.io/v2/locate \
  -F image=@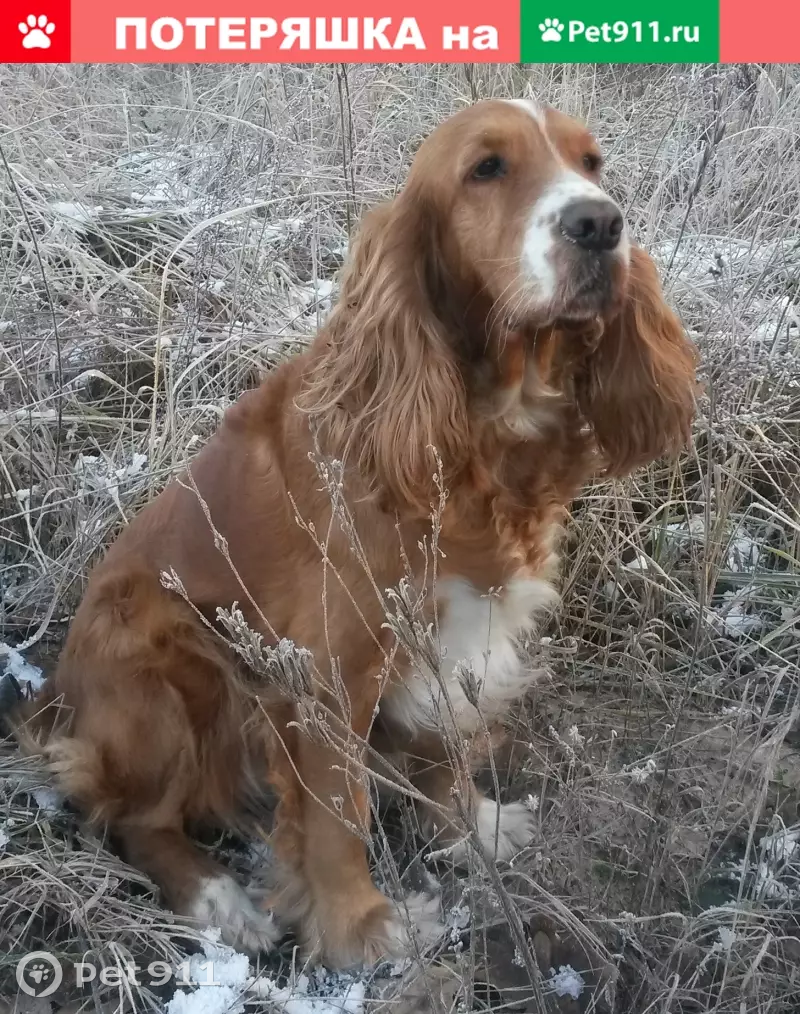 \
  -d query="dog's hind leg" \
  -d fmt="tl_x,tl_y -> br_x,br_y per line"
40,569 -> 280,954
